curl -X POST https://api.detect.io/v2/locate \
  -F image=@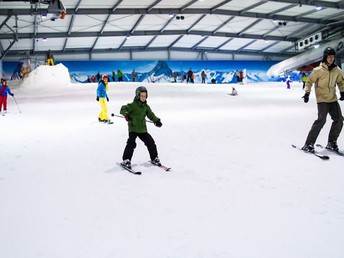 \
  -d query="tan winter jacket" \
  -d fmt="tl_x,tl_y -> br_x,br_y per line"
305,63 -> 344,103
